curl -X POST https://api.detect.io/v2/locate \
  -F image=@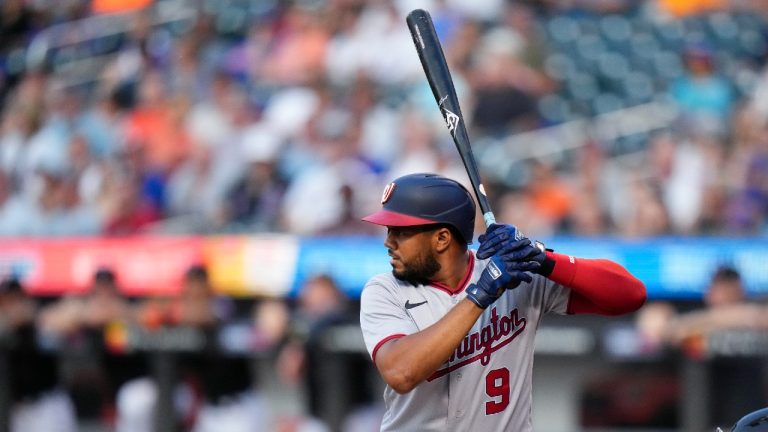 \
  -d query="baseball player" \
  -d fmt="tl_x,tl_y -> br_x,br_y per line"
359,173 -> 646,431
